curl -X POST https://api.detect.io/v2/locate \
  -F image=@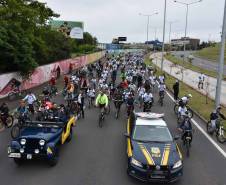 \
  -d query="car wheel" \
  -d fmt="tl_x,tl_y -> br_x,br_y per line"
48,146 -> 59,166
